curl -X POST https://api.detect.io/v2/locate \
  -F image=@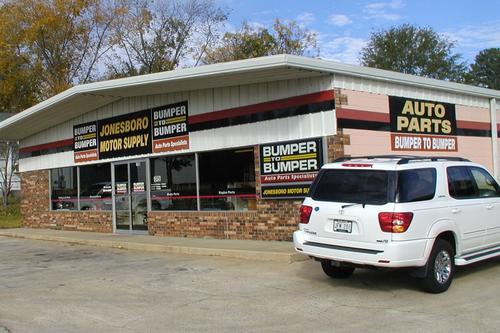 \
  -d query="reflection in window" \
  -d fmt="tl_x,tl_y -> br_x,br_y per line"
50,167 -> 78,210
79,164 -> 112,211
470,167 -> 500,198
397,168 -> 436,203
150,154 -> 197,210
447,166 -> 479,199
198,148 -> 256,211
